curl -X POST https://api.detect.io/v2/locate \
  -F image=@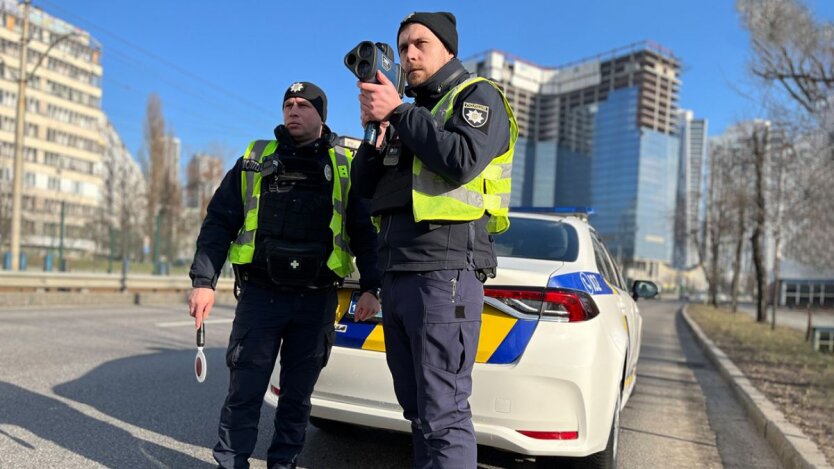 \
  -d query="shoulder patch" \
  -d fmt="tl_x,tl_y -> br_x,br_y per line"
462,102 -> 489,128
241,159 -> 262,172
